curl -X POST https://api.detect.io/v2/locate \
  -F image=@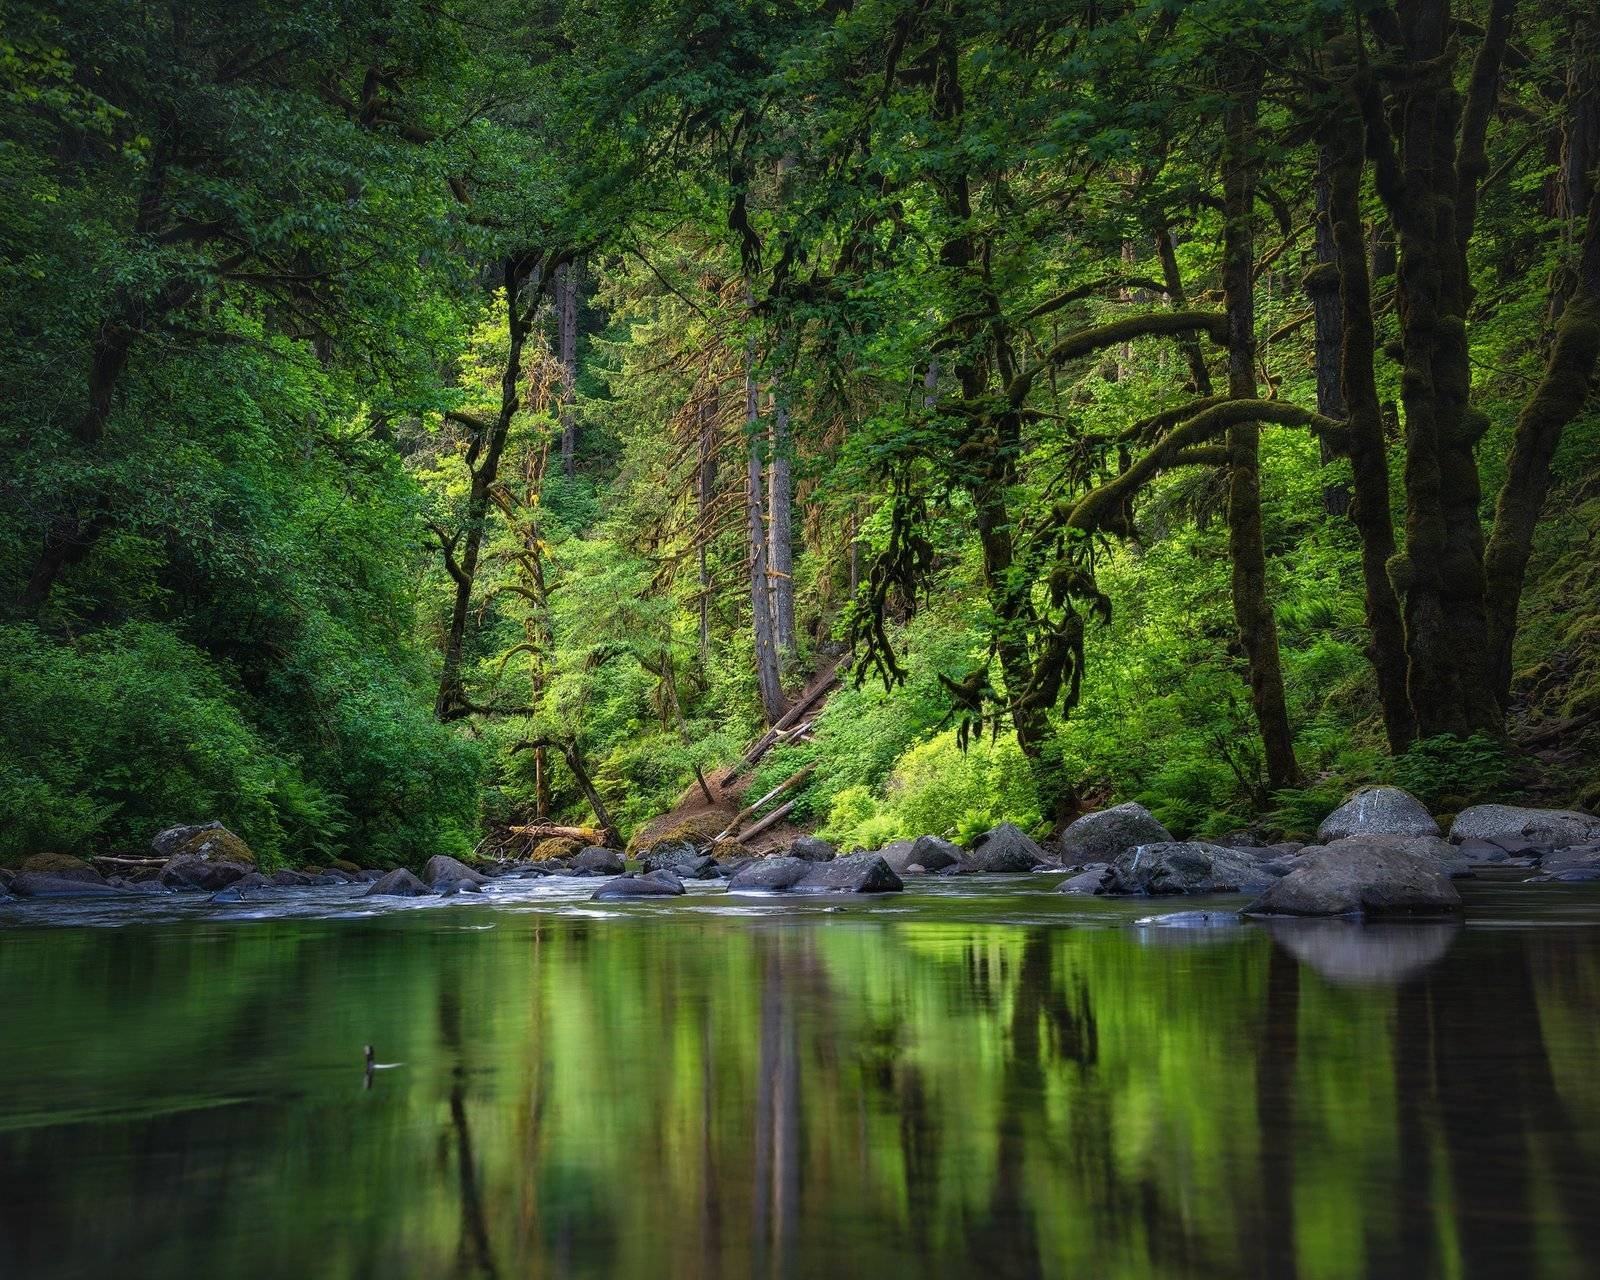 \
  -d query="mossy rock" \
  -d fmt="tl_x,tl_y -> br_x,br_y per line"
531,837 -> 584,861
19,853 -> 104,883
330,858 -> 361,874
631,814 -> 726,853
715,841 -> 753,862
176,828 -> 256,867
